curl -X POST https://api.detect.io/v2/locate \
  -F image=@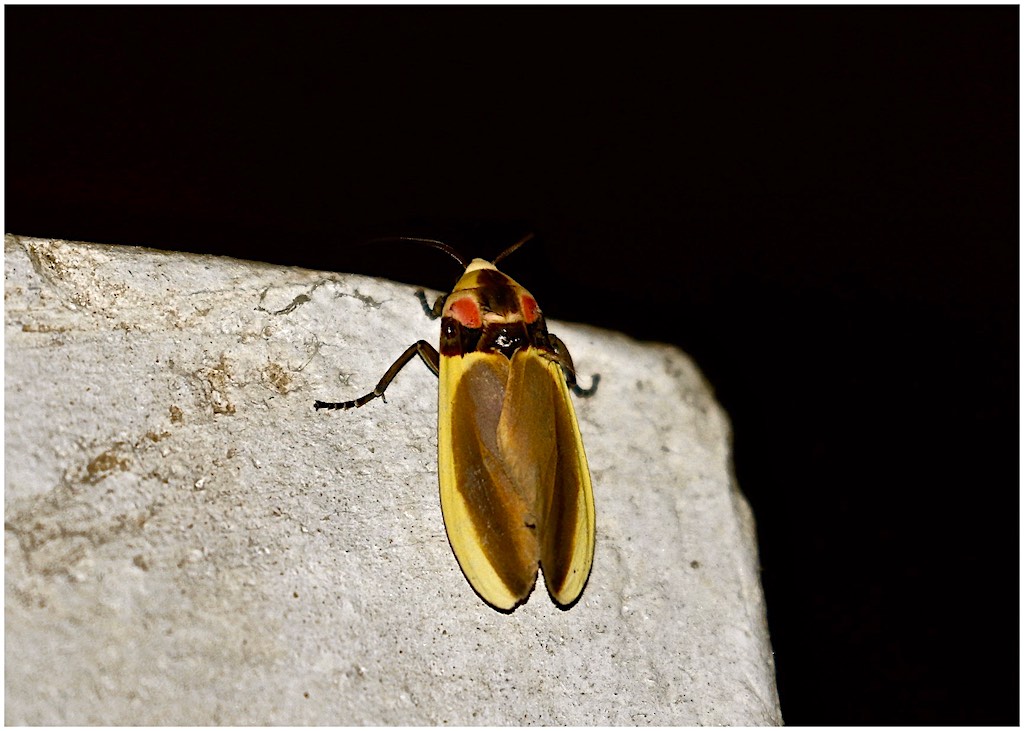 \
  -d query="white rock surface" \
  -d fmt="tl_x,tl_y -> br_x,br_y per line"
4,234 -> 781,725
